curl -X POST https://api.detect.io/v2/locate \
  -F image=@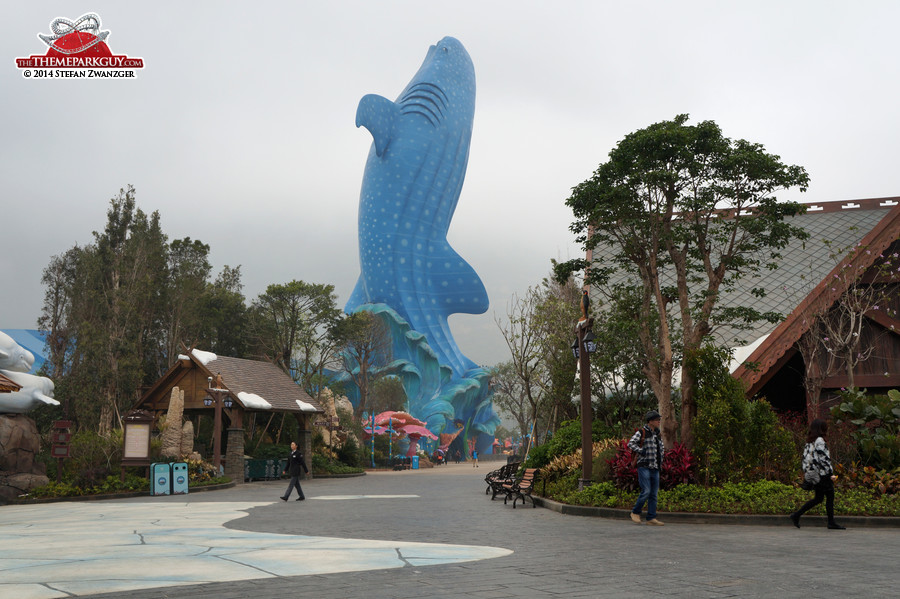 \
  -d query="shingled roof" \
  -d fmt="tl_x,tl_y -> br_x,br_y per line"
194,351 -> 324,414
733,198 -> 900,394
713,198 -> 896,348
588,195 -> 900,391
0,372 -> 21,393
137,349 -> 324,415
